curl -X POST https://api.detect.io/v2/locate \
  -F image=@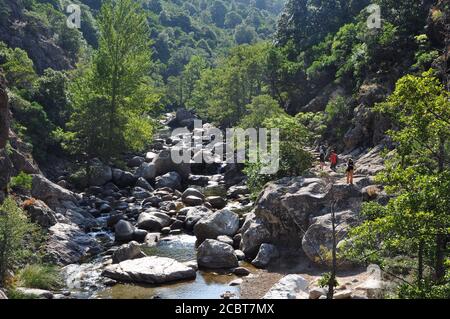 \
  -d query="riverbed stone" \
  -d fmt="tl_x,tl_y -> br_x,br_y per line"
183,195 -> 203,206
217,235 -> 234,246
182,206 -> 212,230
114,220 -> 134,243
136,177 -> 154,191
103,256 -> 196,284
112,241 -> 146,264
155,172 -> 182,190
135,162 -> 156,181
197,239 -> 238,269
137,212 -> 172,232
182,188 -> 205,200
251,243 -> 279,268
206,196 -> 226,209
233,267 -> 250,276
194,209 -> 239,242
